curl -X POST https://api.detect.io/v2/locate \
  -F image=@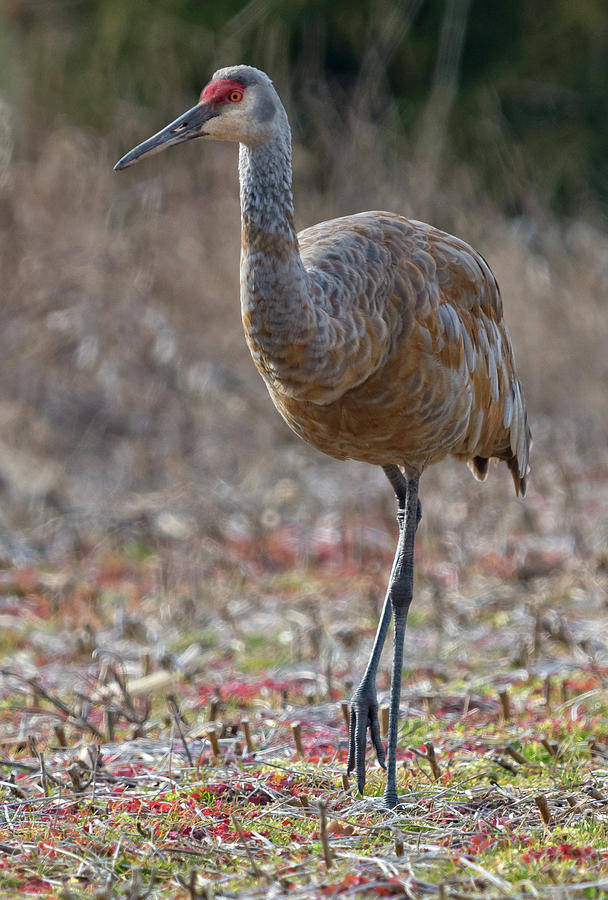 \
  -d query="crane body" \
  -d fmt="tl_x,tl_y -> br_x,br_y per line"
115,65 -> 530,809
247,212 -> 526,485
